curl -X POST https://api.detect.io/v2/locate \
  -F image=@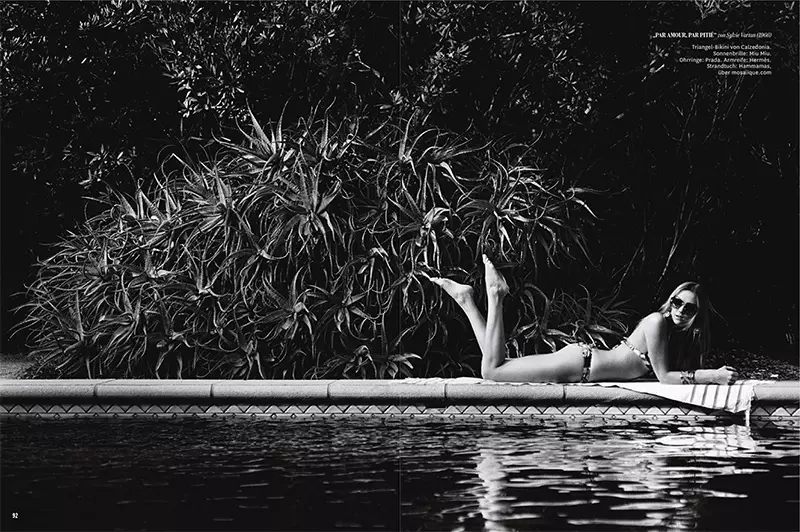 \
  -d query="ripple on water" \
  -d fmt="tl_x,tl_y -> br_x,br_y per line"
1,418 -> 797,531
